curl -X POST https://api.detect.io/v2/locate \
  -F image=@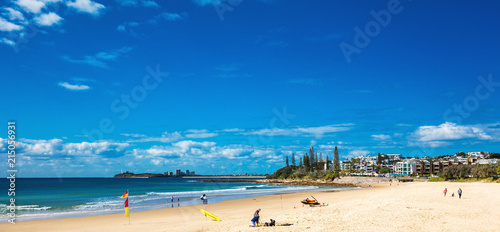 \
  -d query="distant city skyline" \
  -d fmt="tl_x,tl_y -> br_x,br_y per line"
1,0 -> 500,177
